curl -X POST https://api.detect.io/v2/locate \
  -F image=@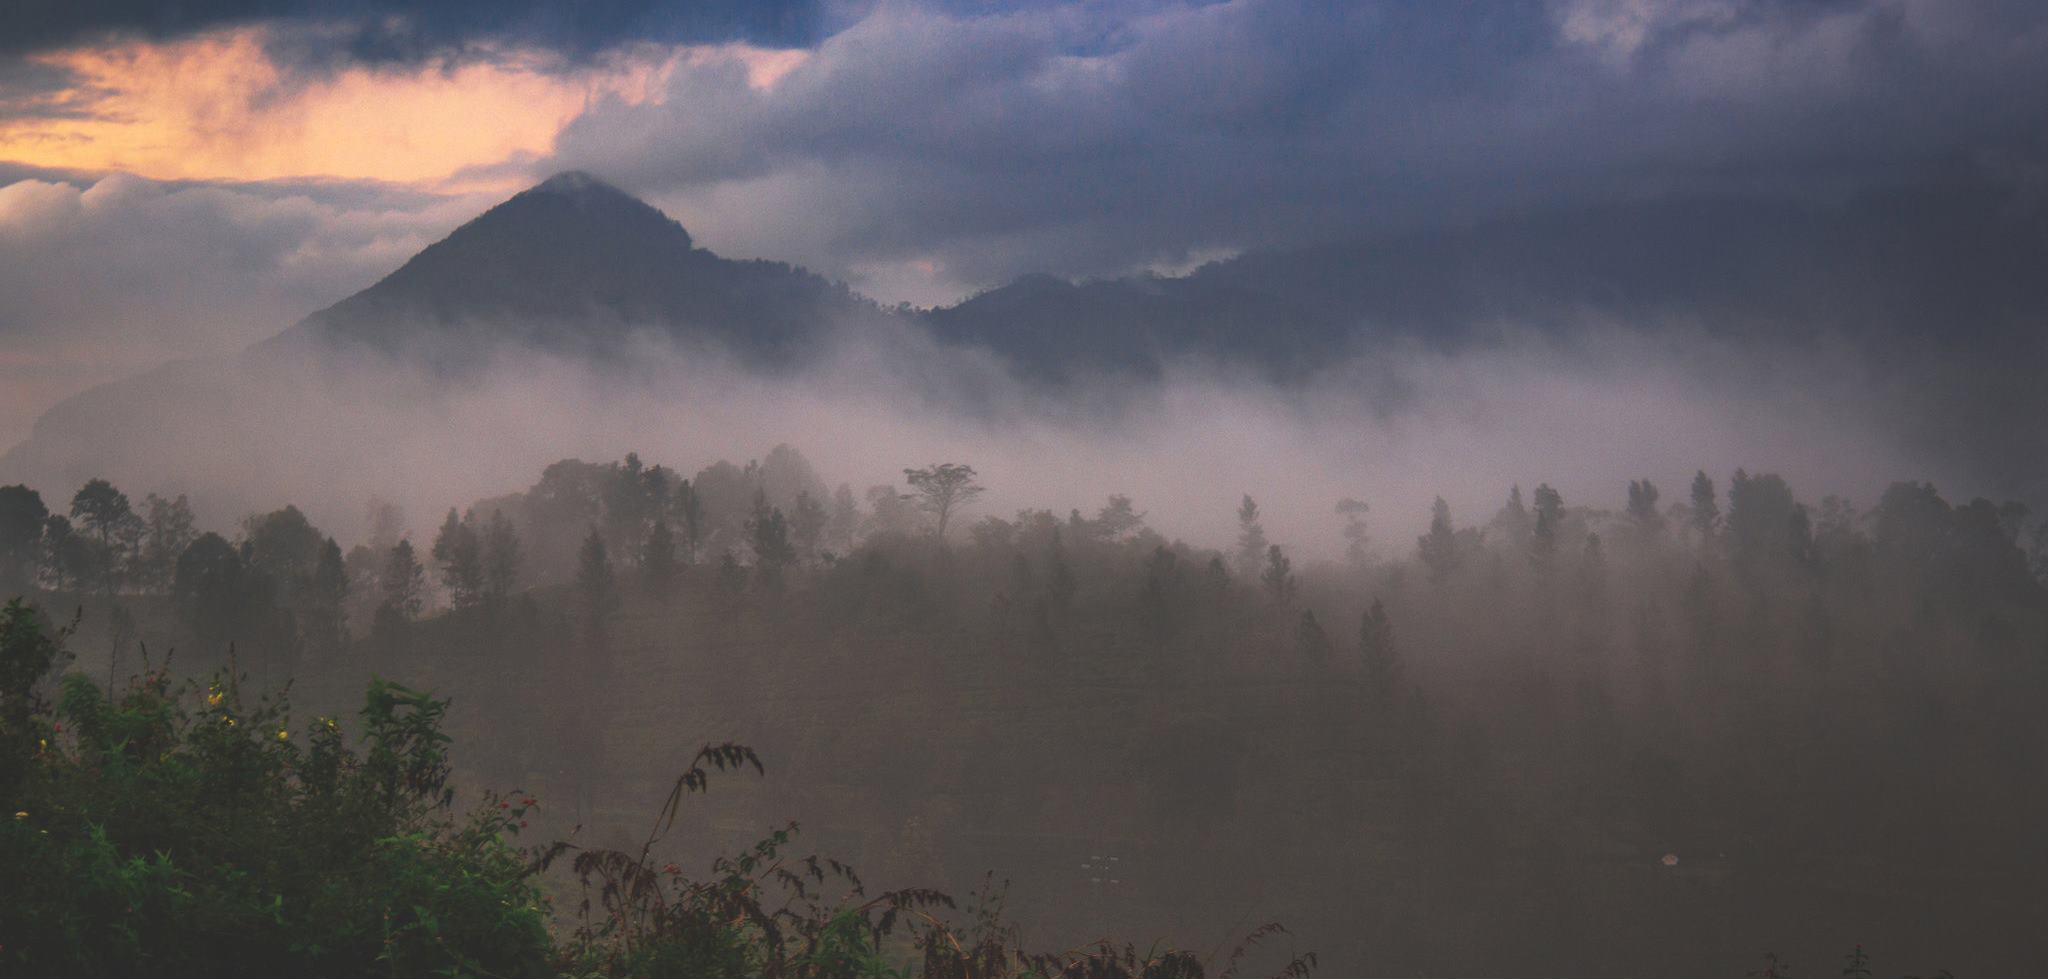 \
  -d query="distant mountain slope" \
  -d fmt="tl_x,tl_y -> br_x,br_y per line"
3,167 -> 2045,513
927,173 -> 2048,378
265,171 -> 888,367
